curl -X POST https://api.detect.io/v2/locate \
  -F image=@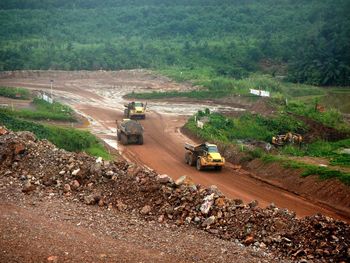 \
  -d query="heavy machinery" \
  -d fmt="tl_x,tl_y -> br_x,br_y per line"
272,132 -> 302,146
124,101 -> 146,119
184,142 -> 225,171
117,119 -> 144,145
